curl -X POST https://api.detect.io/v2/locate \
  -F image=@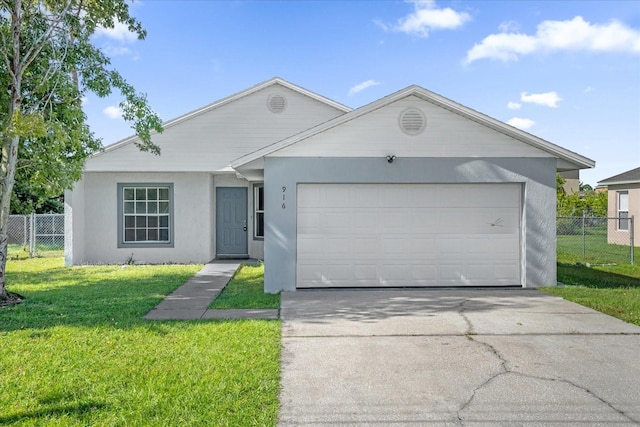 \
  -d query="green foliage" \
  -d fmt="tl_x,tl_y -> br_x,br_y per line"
556,173 -> 607,217
1,0 -> 165,294
0,258 -> 281,425
9,180 -> 63,213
